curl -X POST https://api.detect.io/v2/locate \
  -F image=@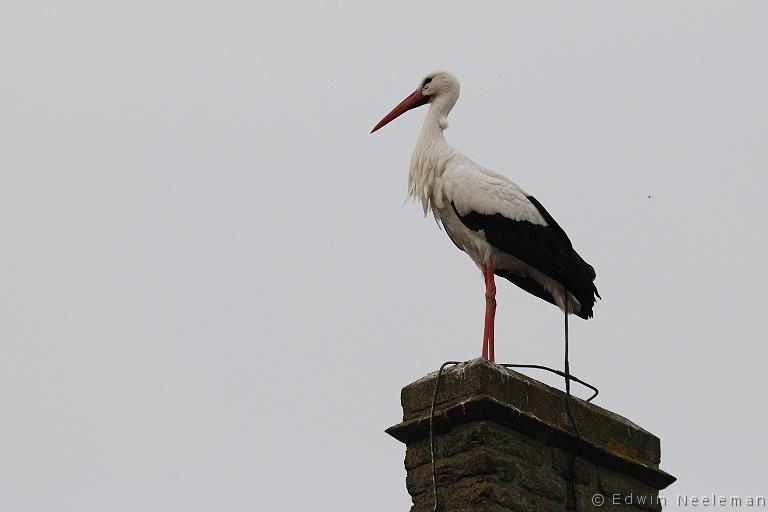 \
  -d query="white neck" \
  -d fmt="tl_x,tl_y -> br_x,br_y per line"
408,96 -> 456,215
